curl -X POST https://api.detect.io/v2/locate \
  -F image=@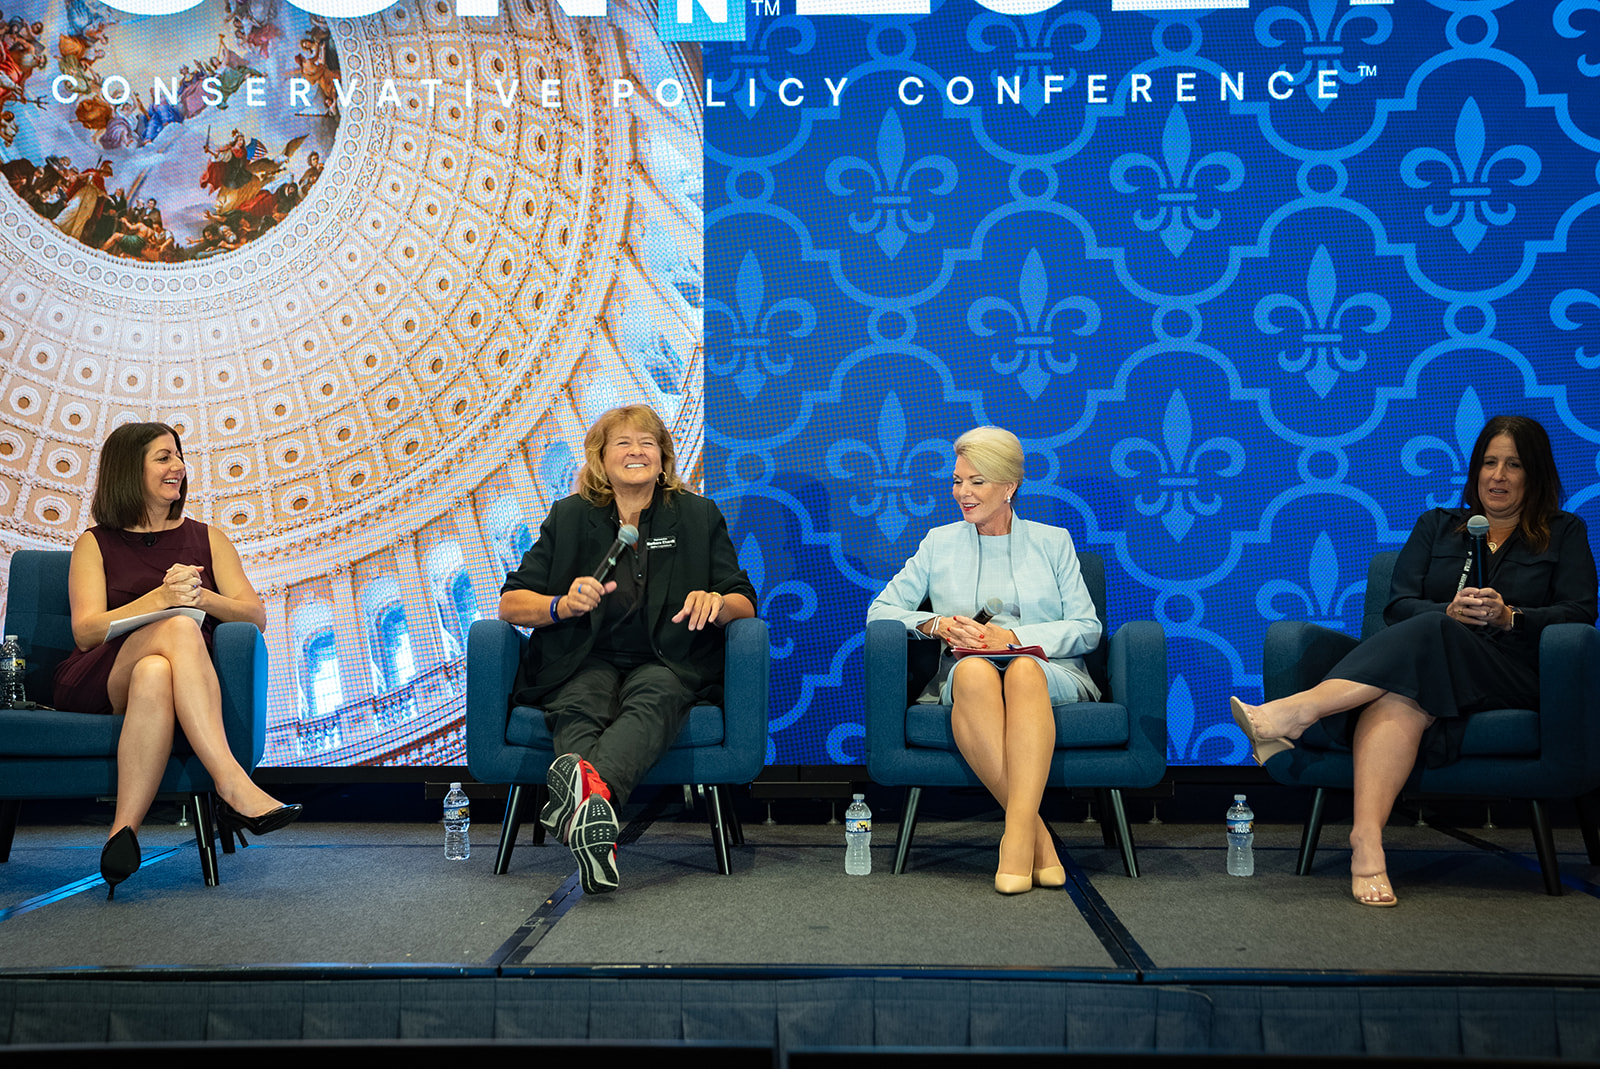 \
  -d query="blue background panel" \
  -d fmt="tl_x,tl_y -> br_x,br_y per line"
703,0 -> 1600,766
